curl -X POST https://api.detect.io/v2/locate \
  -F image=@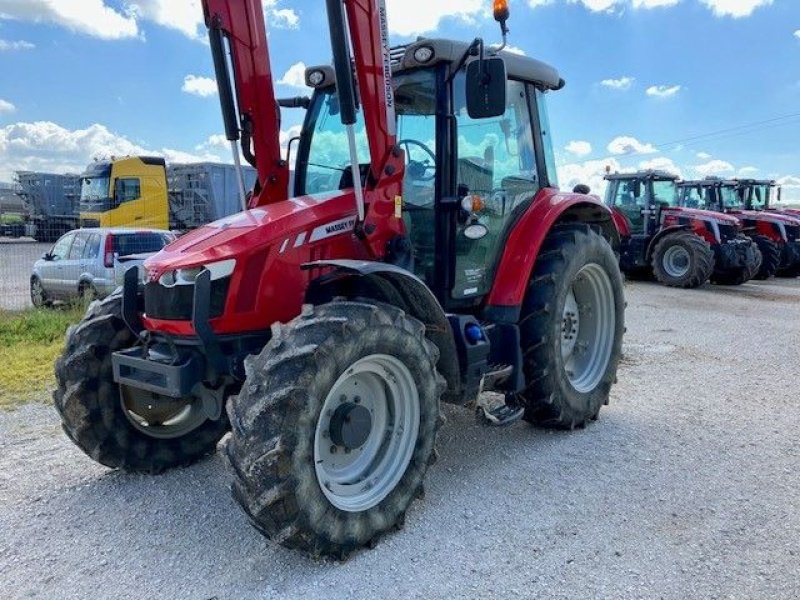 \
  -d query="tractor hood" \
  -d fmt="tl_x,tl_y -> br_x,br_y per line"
143,191 -> 350,280
663,207 -> 740,225
737,210 -> 800,226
